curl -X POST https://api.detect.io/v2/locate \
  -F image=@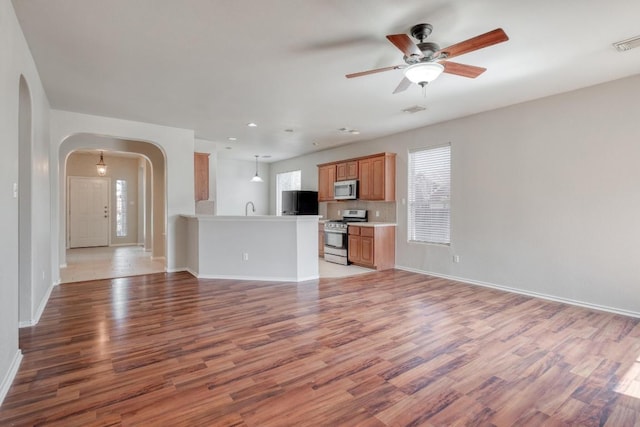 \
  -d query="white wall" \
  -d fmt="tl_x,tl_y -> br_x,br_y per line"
271,74 -> 640,317
1,0 -> 52,401
216,158 -> 270,215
